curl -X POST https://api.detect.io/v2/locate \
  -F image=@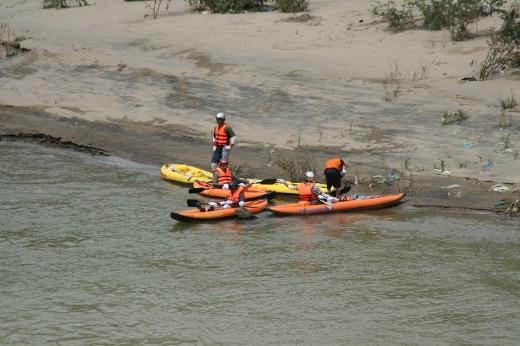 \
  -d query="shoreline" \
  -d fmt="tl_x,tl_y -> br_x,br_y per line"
1,0 -> 519,217
2,105 -> 518,216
